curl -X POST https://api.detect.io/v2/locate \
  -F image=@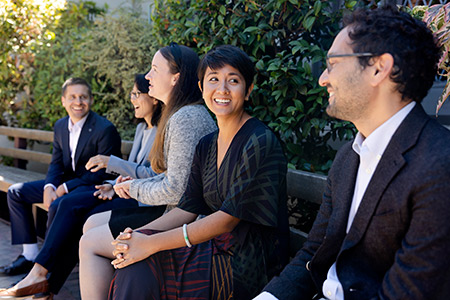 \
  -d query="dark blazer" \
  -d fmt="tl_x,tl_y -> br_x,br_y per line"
45,111 -> 121,191
264,104 -> 450,300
